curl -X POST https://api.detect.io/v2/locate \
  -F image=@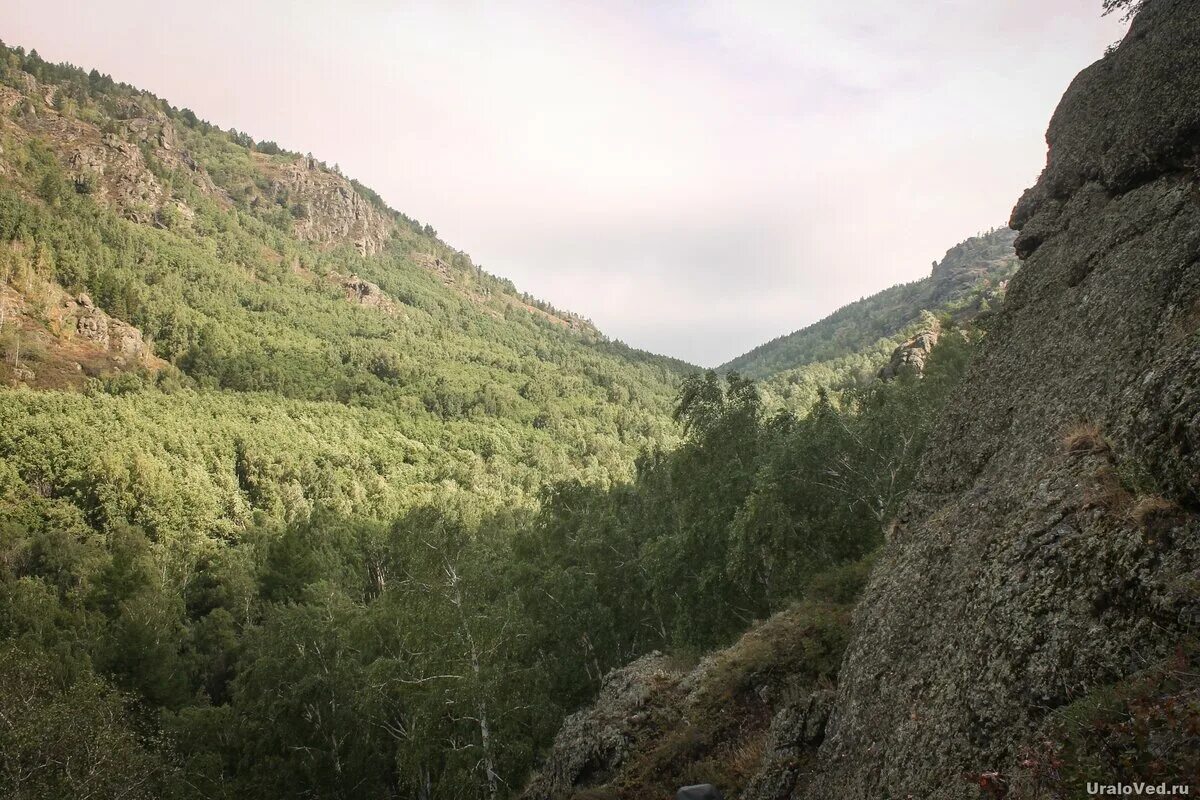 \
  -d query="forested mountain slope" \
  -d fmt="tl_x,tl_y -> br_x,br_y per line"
0,41 -> 699,798
721,228 -> 1018,409
0,41 -> 692,515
